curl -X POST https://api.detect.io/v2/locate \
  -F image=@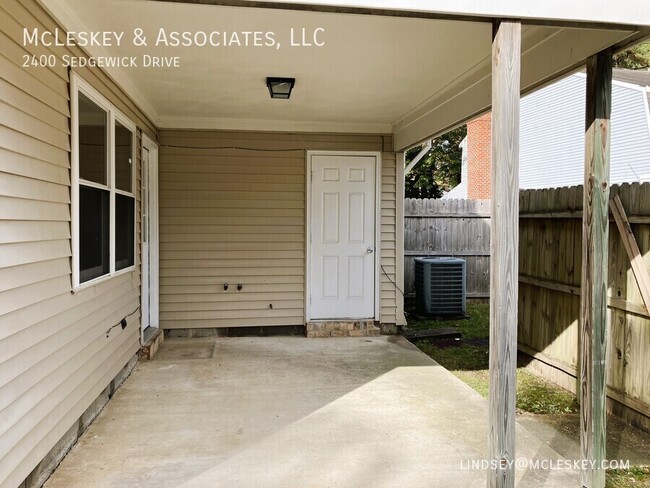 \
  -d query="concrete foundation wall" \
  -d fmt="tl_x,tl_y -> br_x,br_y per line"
19,355 -> 138,488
